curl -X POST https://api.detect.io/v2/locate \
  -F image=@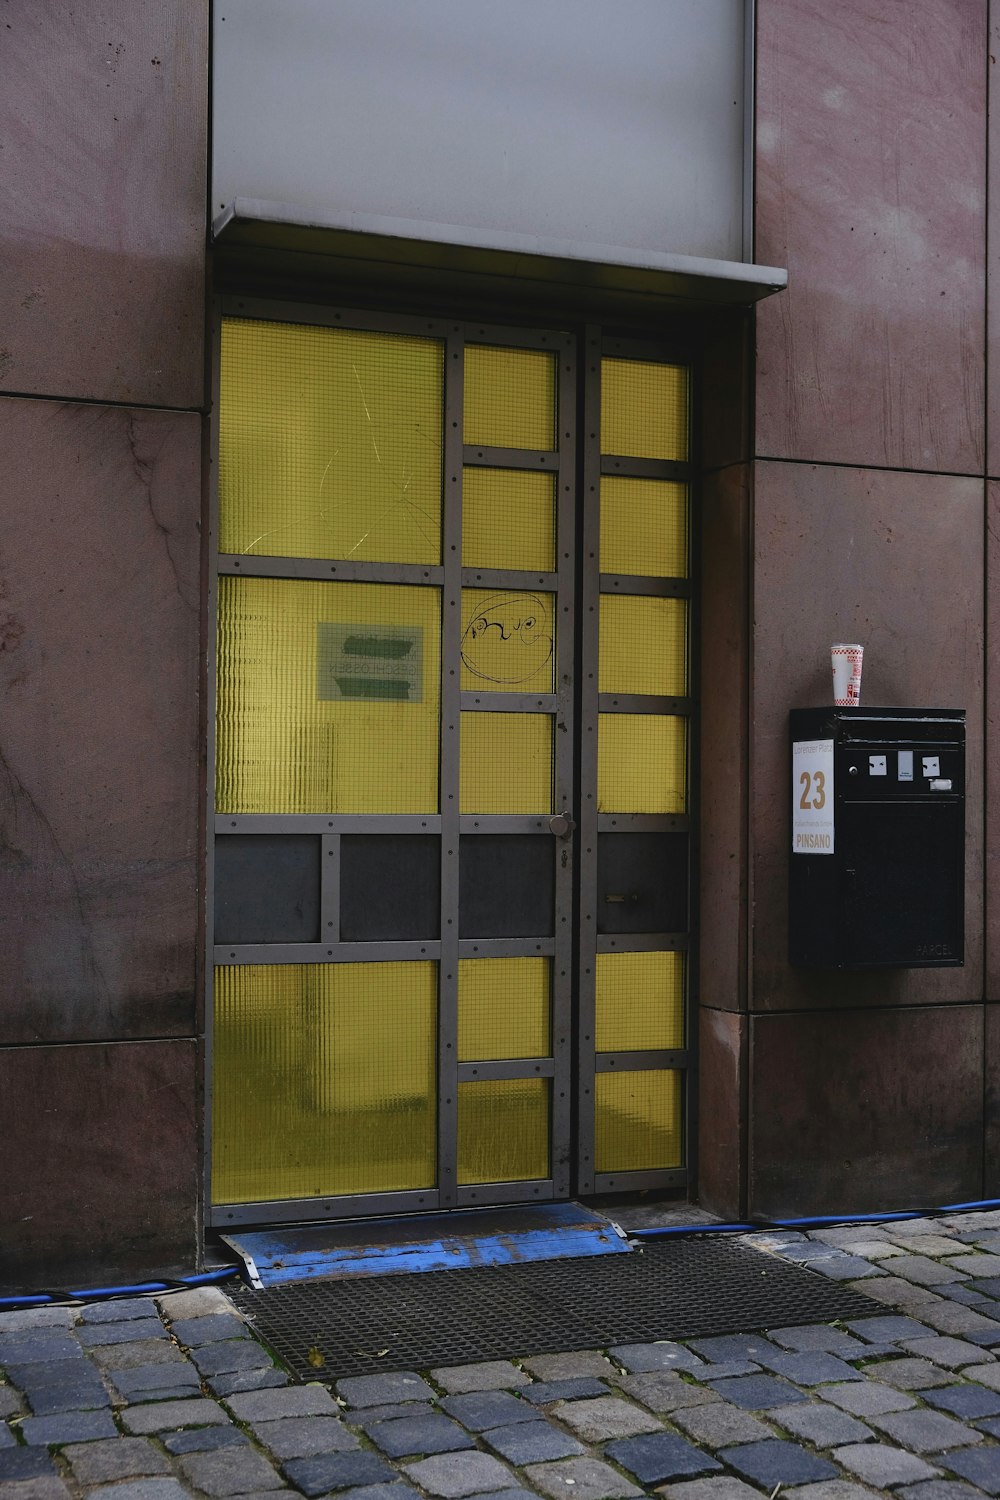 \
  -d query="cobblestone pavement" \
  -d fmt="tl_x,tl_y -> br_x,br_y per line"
11,1212 -> 1000,1499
